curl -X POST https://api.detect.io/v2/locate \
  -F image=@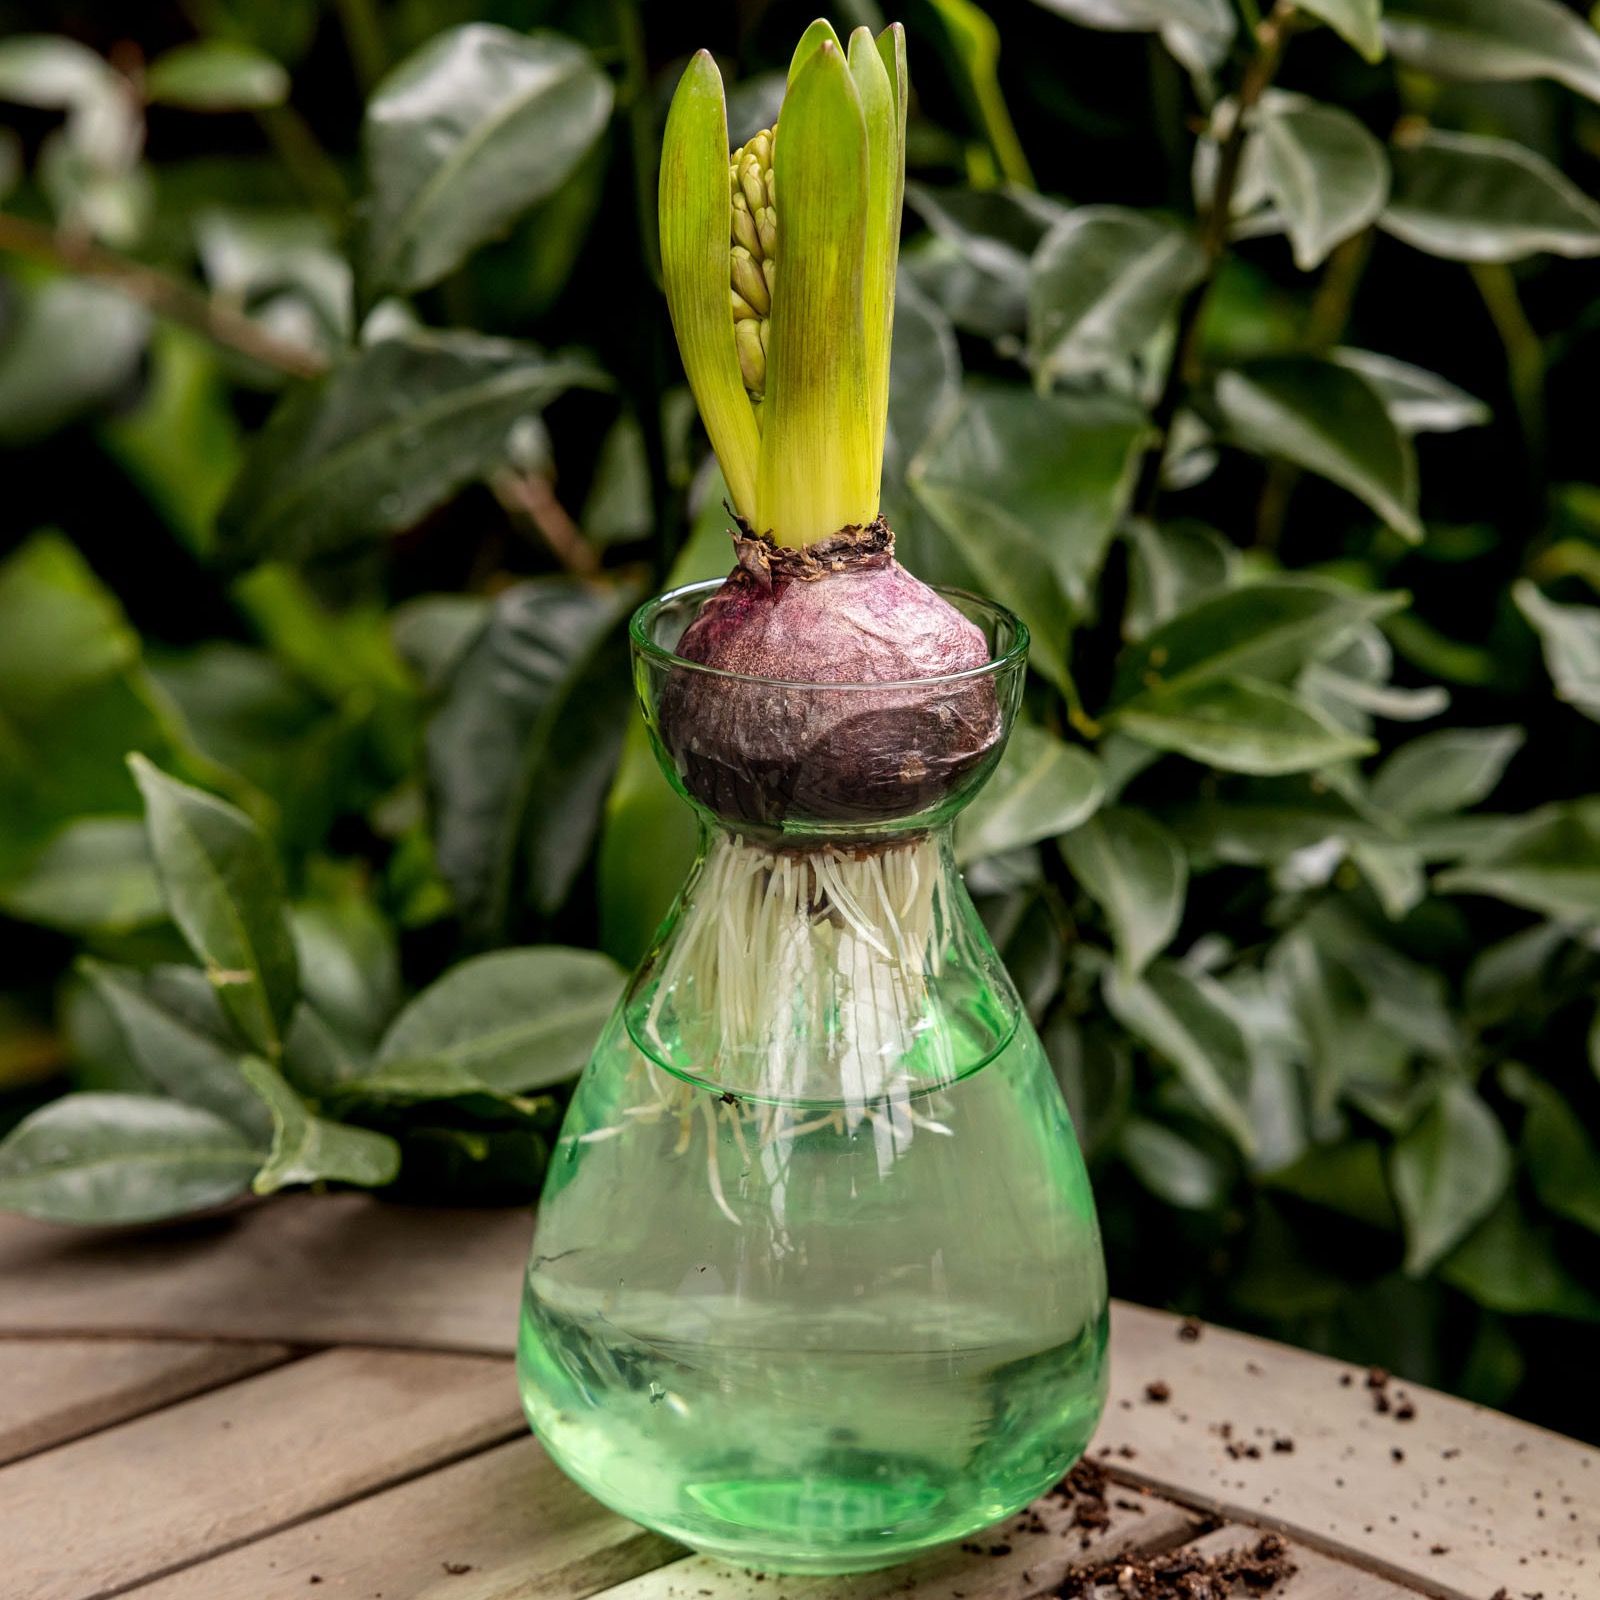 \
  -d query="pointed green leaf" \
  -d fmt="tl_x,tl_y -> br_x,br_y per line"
759,40 -> 875,542
1105,960 -> 1257,1154
82,960 -> 272,1143
1500,1064 -> 1600,1236
848,27 -> 902,498
1442,1193 -> 1600,1319
659,51 -> 761,522
1028,207 -> 1206,382
358,26 -> 613,299
788,18 -> 844,83
1113,677 -> 1377,775
955,726 -> 1104,863
1295,0 -> 1384,61
1391,1078 -> 1511,1274
1514,580 -> 1600,722
1110,577 -> 1401,707
129,756 -> 298,1060
0,817 -> 162,935
377,947 -> 624,1093
217,331 -> 607,563
909,384 -> 1148,642
1382,131 -> 1600,263
1256,100 -> 1389,270
1331,348 -> 1489,434
144,40 -> 289,110
0,1094 -> 260,1224
1370,726 -> 1522,819
241,1057 -> 400,1194
1437,800 -> 1600,921
1384,0 -> 1600,107
1213,356 -> 1420,539
1062,809 -> 1187,977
